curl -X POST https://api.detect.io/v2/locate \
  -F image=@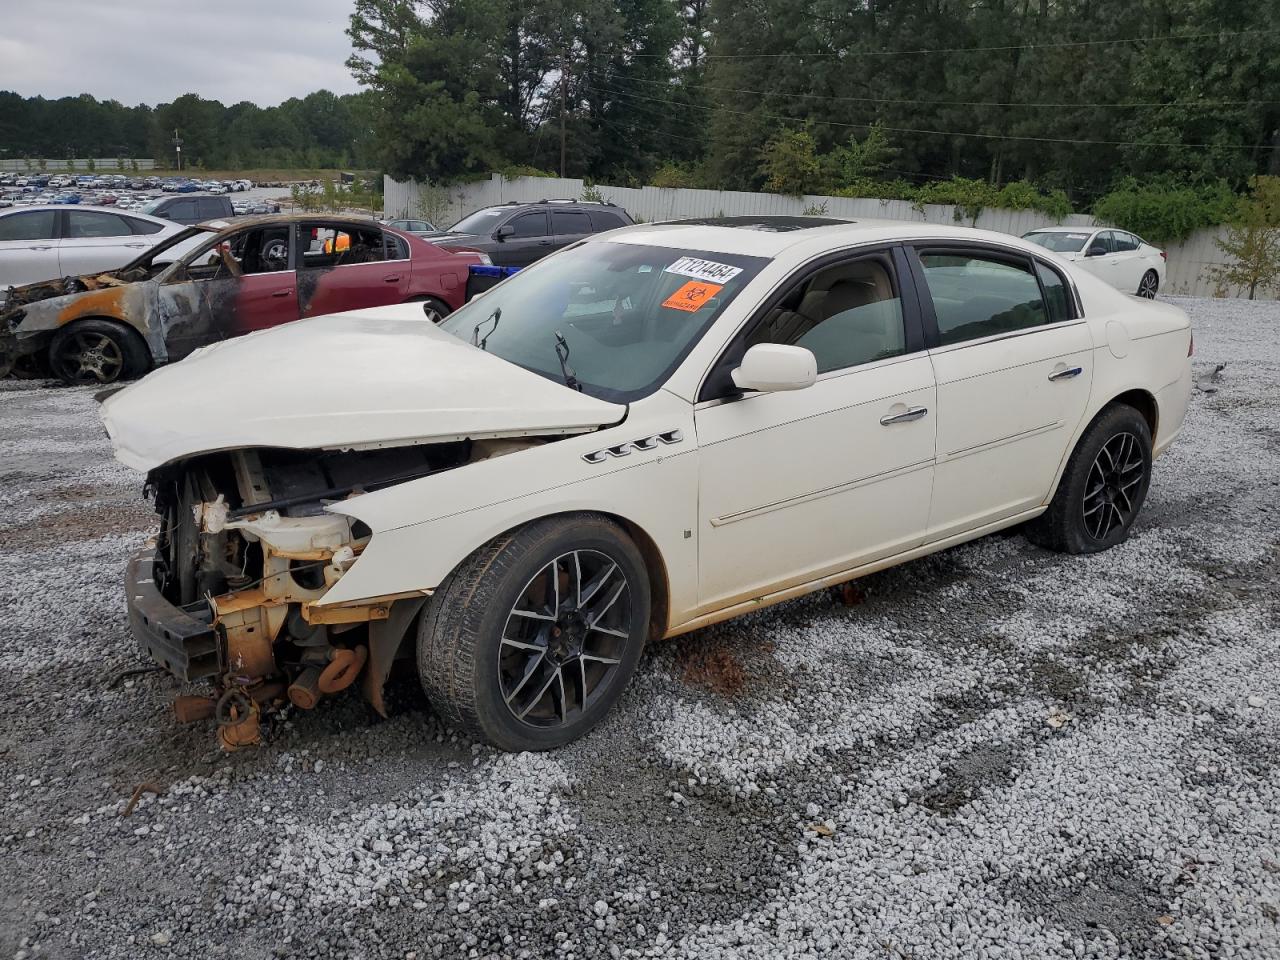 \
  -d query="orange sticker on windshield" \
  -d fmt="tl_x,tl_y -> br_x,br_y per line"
662,280 -> 722,312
